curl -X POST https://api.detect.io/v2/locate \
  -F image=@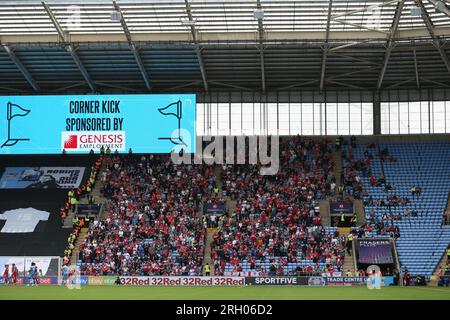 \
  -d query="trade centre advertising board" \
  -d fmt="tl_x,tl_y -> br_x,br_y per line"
0,94 -> 196,154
